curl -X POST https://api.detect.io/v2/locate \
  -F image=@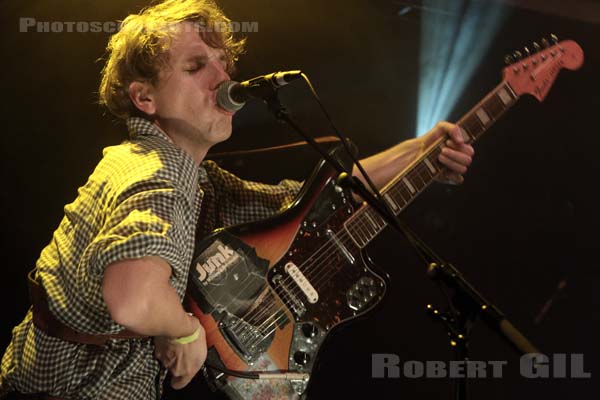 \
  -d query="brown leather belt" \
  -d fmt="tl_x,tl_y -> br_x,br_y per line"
28,269 -> 147,346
